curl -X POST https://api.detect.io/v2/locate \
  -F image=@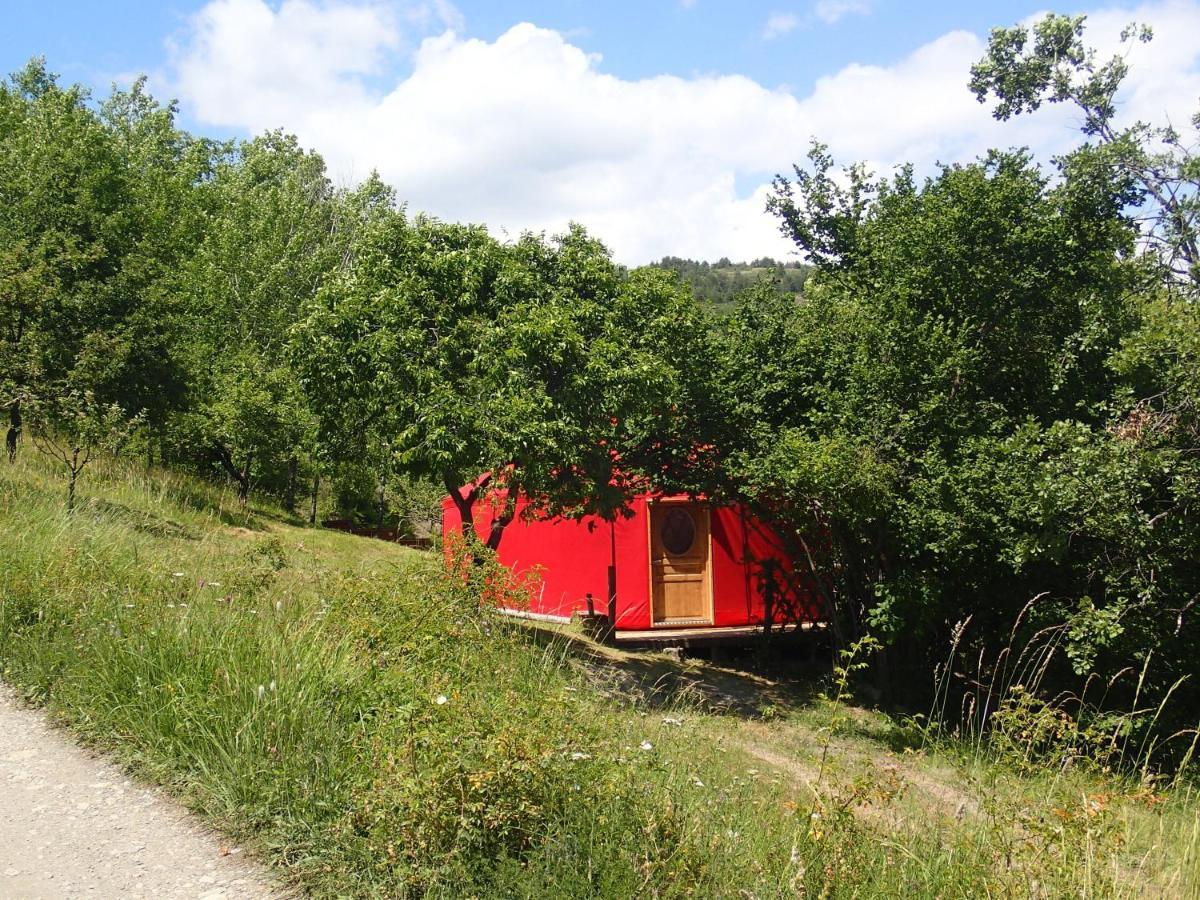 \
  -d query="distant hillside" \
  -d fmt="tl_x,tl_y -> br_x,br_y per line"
649,256 -> 809,312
